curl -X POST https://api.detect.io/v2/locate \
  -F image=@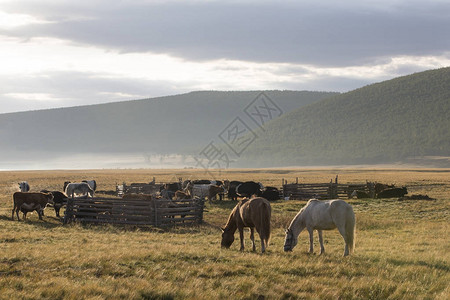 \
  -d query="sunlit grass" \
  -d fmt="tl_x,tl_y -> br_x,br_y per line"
0,168 -> 448,299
